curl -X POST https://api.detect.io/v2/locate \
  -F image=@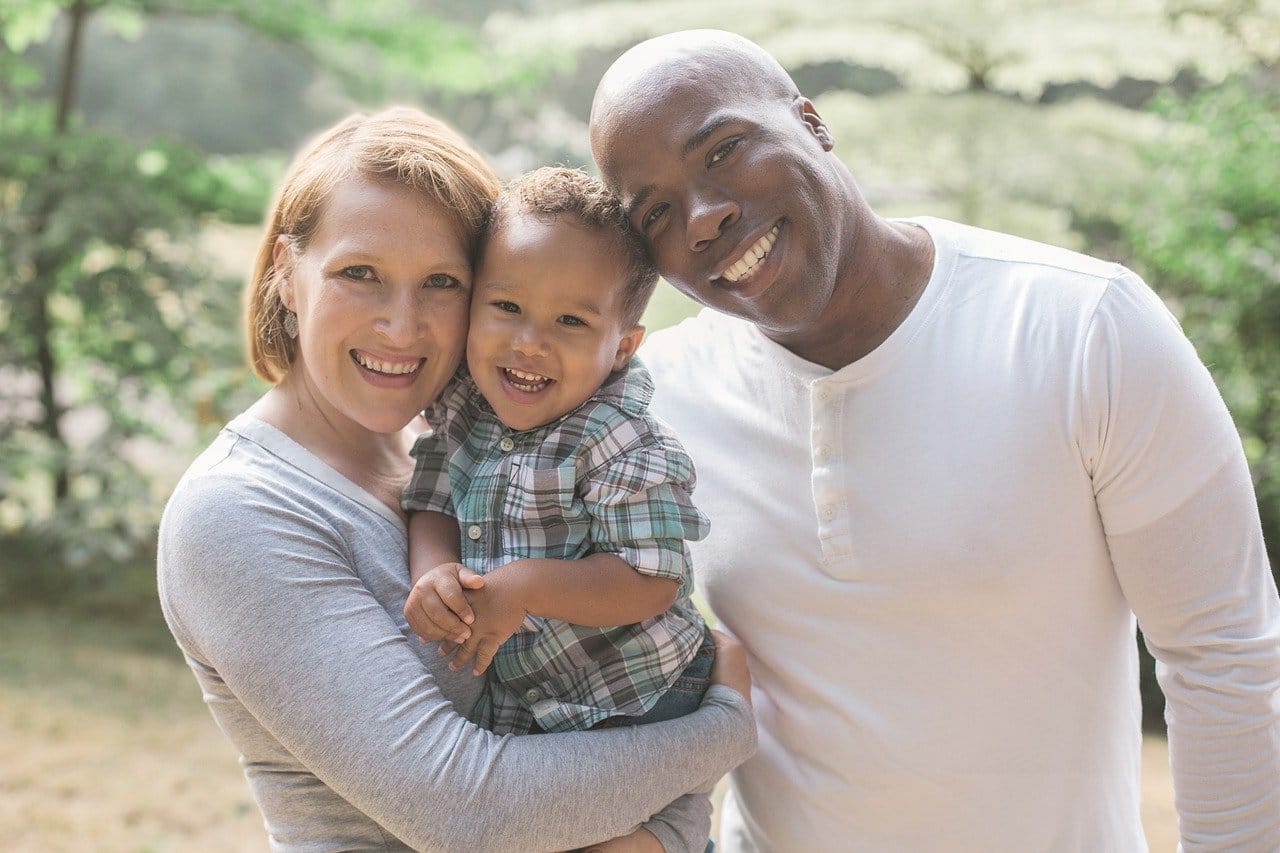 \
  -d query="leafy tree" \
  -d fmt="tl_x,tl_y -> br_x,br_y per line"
0,0 -> 548,596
